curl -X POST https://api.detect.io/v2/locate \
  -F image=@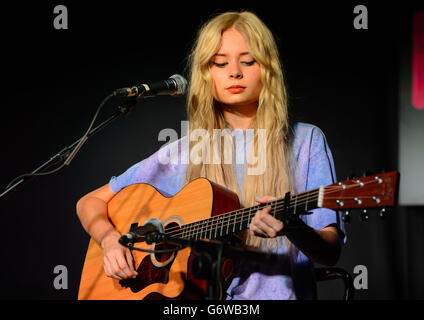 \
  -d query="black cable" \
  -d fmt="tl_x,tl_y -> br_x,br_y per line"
5,93 -> 115,189
119,237 -> 187,254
